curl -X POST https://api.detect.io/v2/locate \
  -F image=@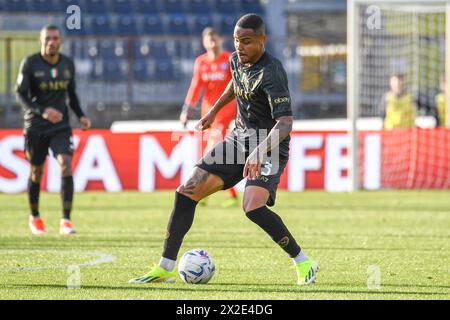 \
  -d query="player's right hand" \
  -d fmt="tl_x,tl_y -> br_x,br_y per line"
195,111 -> 216,131
42,107 -> 63,123
179,111 -> 188,128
